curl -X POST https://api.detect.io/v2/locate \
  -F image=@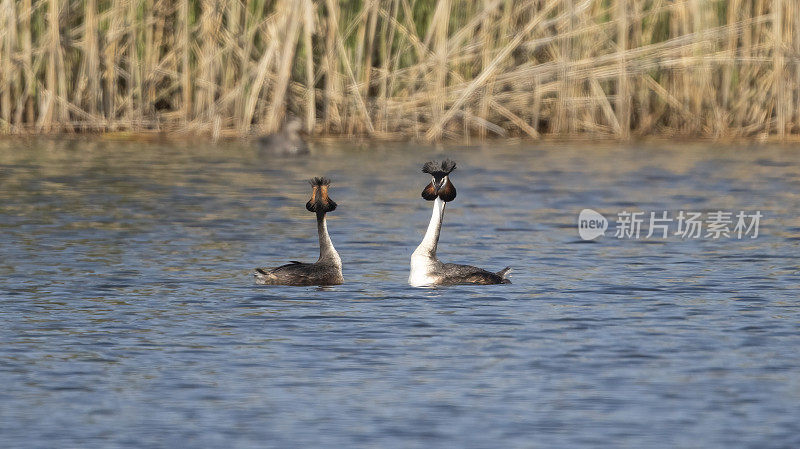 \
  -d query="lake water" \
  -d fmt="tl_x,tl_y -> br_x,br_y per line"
0,139 -> 798,448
